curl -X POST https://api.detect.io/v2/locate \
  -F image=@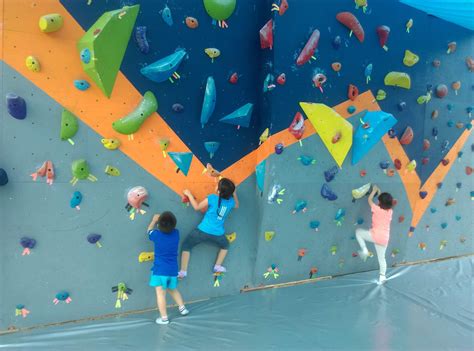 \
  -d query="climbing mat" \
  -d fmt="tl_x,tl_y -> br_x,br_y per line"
0,257 -> 472,350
